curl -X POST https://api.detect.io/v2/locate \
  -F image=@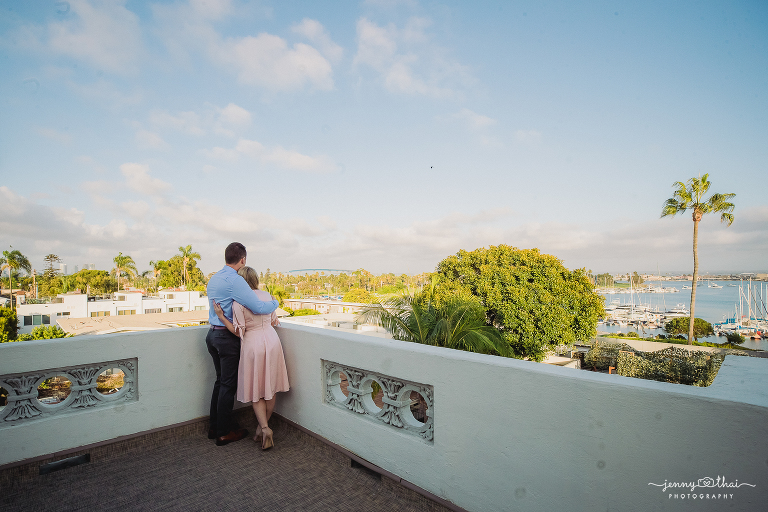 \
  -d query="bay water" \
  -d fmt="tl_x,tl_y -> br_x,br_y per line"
596,280 -> 768,350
